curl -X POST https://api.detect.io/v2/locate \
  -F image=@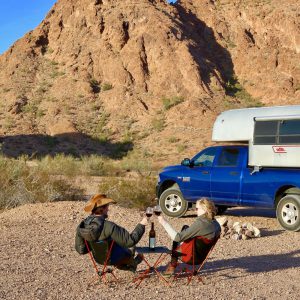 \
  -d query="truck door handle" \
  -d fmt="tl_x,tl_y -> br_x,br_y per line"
202,171 -> 209,174
229,171 -> 238,176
